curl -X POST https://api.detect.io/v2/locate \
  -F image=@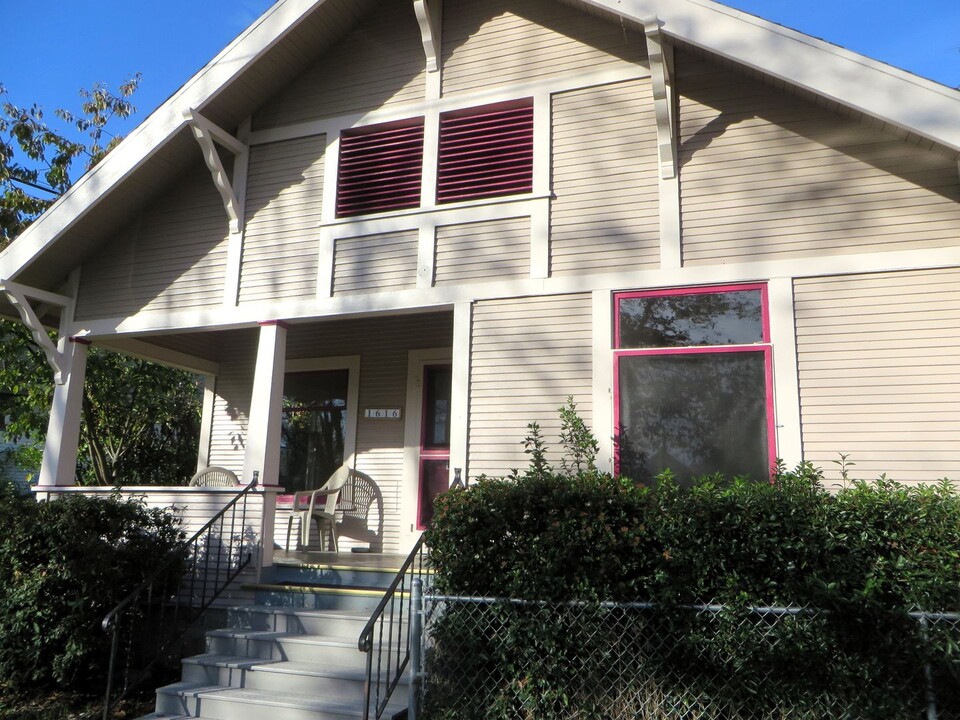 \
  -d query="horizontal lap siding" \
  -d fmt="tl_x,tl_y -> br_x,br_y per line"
76,166 -> 229,319
441,0 -> 646,95
287,313 -> 454,552
795,270 -> 960,485
435,217 -> 530,284
208,332 -> 257,475
333,231 -> 418,295
253,0 -> 425,129
240,136 -> 325,303
469,294 -> 593,478
678,53 -> 960,264
551,80 -> 660,275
